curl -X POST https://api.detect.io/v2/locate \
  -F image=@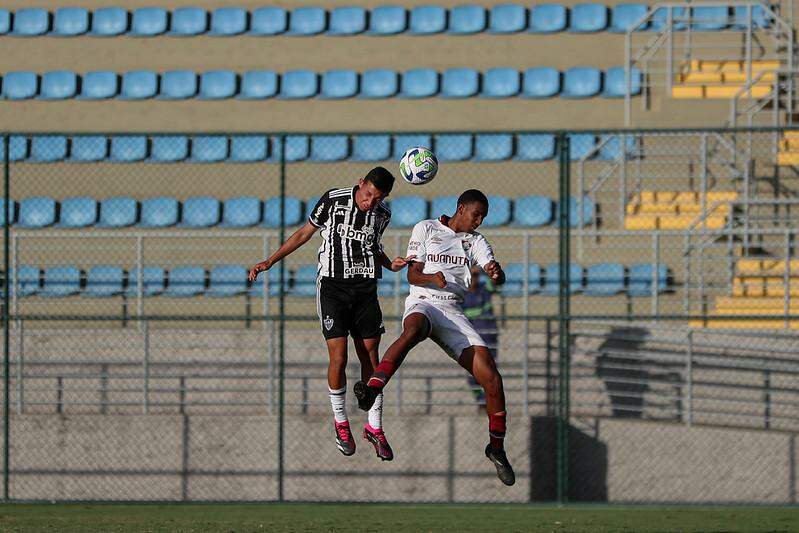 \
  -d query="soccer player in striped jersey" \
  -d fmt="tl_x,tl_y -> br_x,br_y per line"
353,189 -> 515,485
248,167 -> 413,461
